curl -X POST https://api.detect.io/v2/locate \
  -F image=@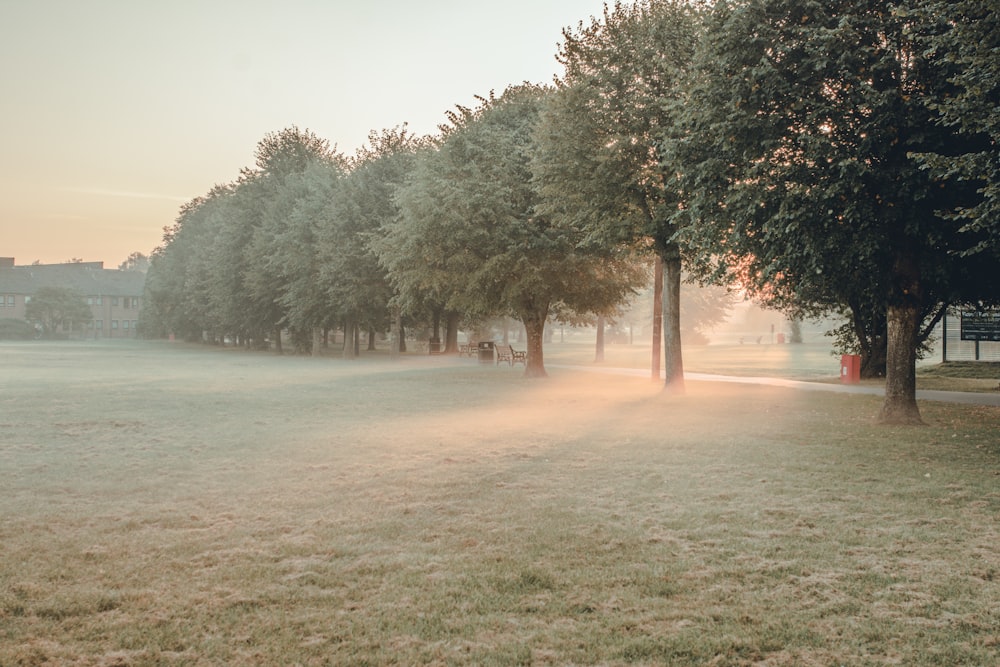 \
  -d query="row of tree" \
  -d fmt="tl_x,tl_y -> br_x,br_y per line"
143,0 -> 999,424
